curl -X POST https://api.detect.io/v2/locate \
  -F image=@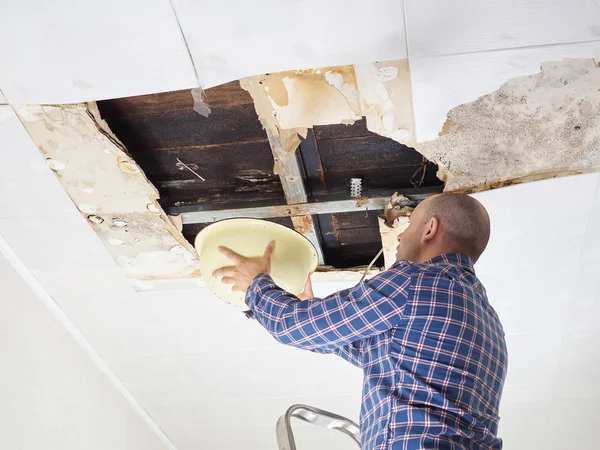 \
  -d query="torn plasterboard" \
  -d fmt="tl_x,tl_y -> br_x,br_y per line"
379,216 -> 410,270
240,74 -> 308,175
15,103 -> 199,279
378,193 -> 412,269
414,58 -> 600,192
240,59 -> 416,155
